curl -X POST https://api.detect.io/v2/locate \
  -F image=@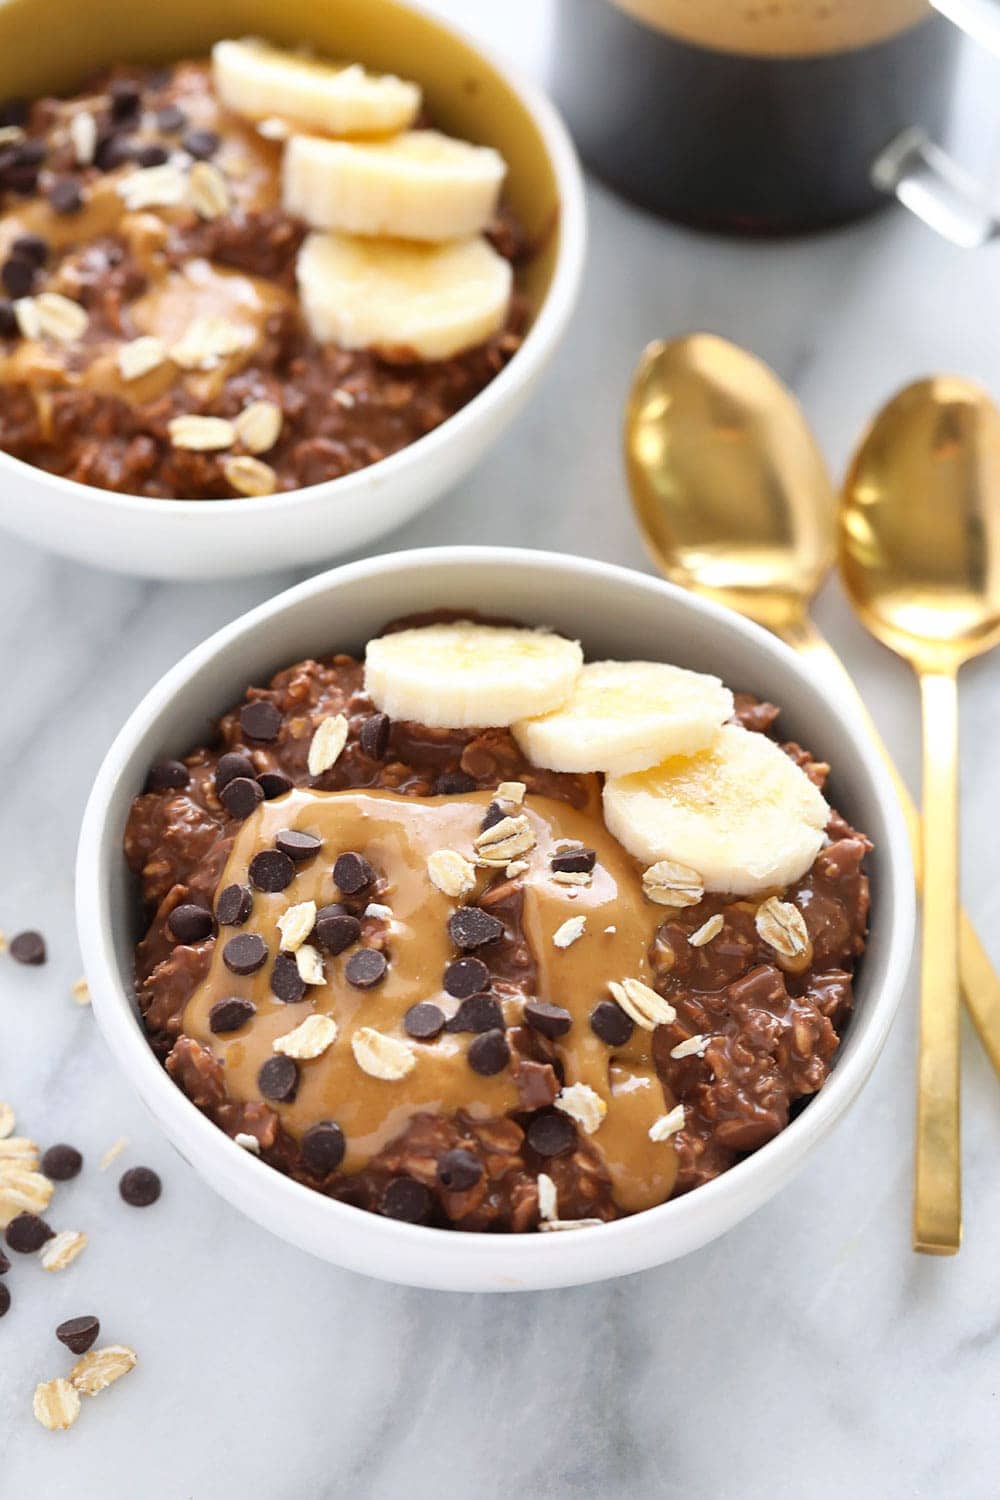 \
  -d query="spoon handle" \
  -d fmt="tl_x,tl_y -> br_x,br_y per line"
778,614 -> 1000,1085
